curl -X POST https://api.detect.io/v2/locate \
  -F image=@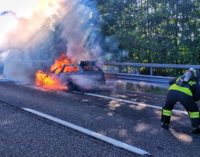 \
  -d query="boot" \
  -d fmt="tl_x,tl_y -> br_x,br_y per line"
192,127 -> 200,134
161,123 -> 169,130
